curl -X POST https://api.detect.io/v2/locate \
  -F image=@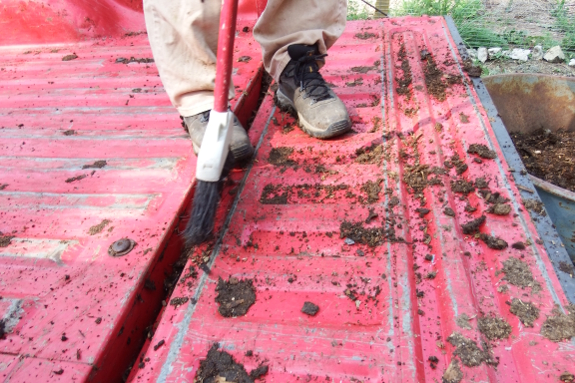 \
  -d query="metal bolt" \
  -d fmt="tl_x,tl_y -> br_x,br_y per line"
108,238 -> 136,257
